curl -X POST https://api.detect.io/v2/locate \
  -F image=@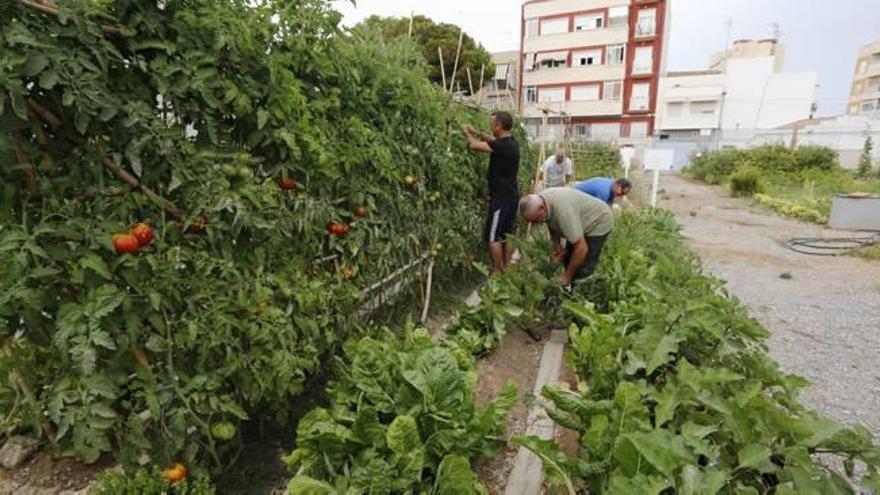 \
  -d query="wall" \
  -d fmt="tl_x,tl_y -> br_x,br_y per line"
755,71 -> 819,129
656,72 -> 725,131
